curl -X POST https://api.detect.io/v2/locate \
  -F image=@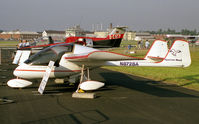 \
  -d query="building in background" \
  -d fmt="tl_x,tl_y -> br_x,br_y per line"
135,32 -> 155,41
152,34 -> 167,40
65,25 -> 85,37
0,30 -> 41,40
42,30 -> 65,40
123,31 -> 136,41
